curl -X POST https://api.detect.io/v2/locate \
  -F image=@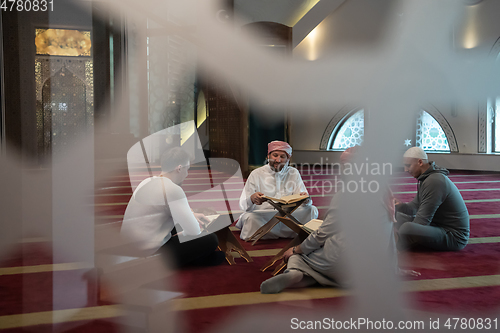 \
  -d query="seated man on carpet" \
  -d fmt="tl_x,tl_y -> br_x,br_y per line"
121,147 -> 225,268
236,140 -> 318,240
394,147 -> 469,251
259,147 -> 410,294
259,191 -> 351,294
